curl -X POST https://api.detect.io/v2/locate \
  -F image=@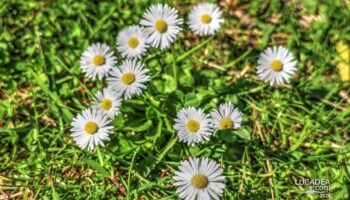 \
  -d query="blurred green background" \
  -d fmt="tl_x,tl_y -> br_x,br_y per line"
0,0 -> 350,199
